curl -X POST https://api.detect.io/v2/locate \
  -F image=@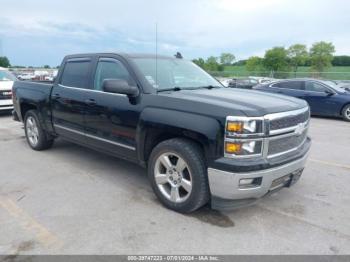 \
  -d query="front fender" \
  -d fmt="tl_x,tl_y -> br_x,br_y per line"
137,107 -> 223,163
